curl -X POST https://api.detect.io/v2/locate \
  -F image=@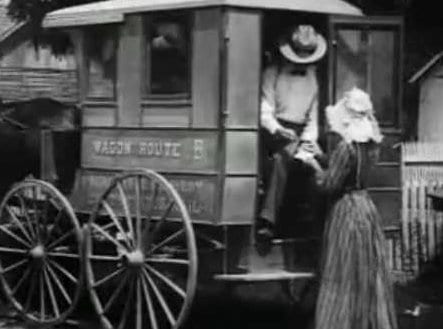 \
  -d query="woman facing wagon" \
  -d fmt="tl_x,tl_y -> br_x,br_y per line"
305,88 -> 398,329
